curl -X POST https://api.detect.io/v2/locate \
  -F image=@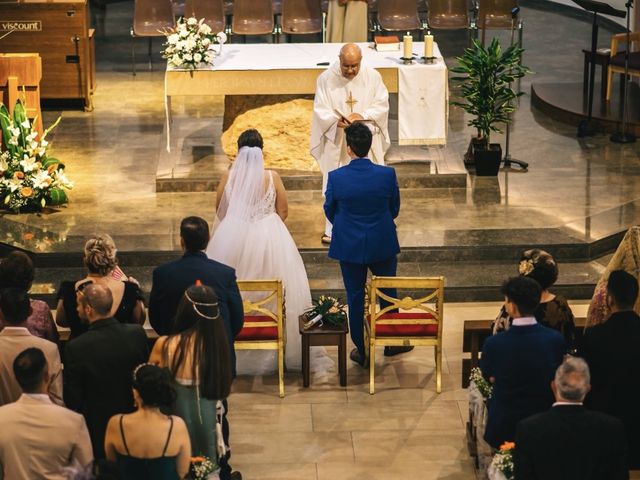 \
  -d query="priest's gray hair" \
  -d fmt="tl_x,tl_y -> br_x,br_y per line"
555,356 -> 590,402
